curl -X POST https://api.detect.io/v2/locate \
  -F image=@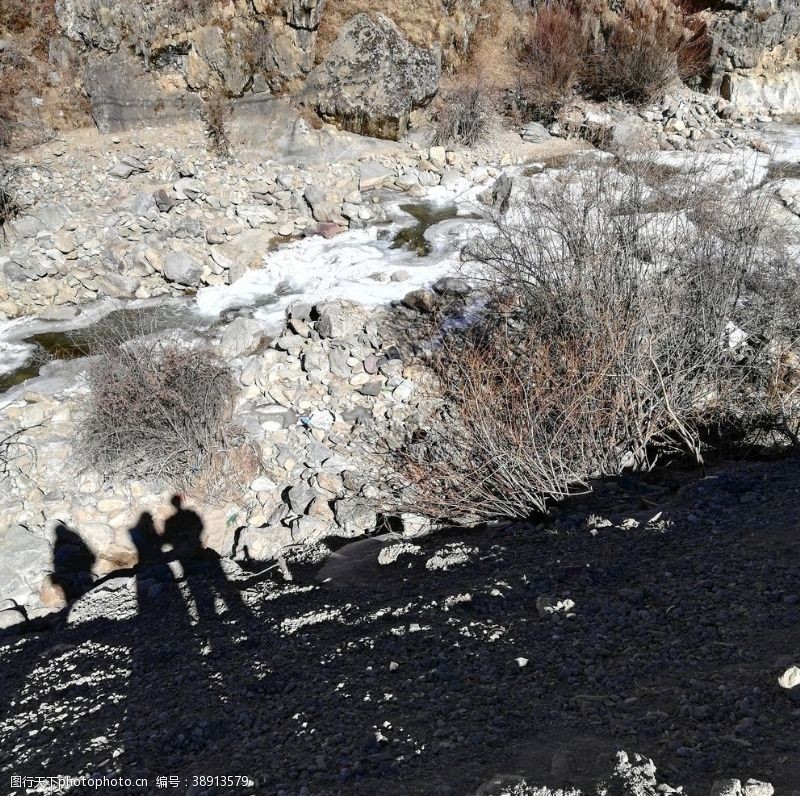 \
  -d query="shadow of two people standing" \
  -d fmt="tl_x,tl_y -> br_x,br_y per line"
127,495 -> 246,621
52,495 -> 244,622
